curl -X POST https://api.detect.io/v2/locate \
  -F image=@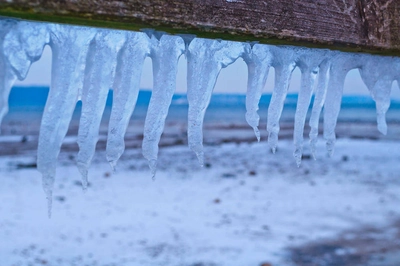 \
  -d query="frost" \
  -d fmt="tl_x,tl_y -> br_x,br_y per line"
0,18 -> 398,215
